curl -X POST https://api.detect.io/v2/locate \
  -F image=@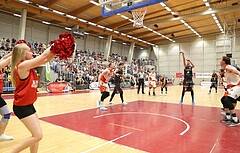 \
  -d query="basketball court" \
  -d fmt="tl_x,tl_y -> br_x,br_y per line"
0,0 -> 240,153
1,86 -> 240,153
